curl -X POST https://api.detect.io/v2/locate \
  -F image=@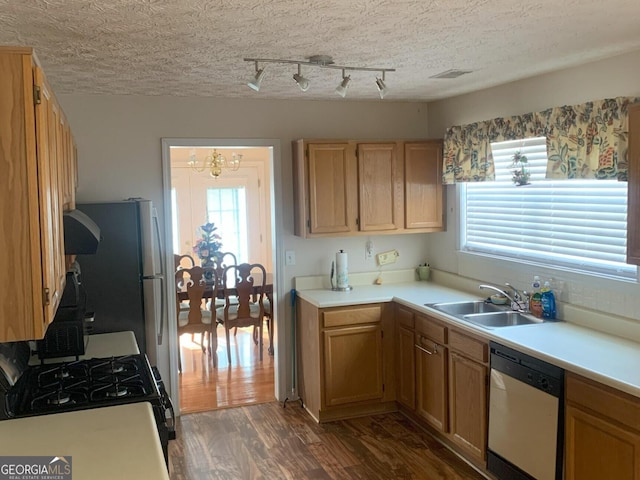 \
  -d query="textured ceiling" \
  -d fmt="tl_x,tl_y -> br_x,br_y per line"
1,0 -> 639,101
